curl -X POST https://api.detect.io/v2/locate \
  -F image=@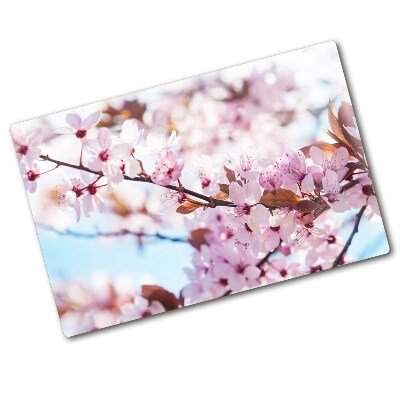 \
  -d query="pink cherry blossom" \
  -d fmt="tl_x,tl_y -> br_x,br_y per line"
56,172 -> 106,221
12,126 -> 42,164
321,169 -> 350,212
229,181 -> 261,218
268,209 -> 297,244
119,119 -> 142,151
182,264 -> 225,305
310,146 -> 349,181
194,155 -> 221,196
302,221 -> 342,264
158,190 -> 185,214
20,161 -> 41,193
85,128 -> 131,171
278,150 -> 314,193
290,223 -> 328,247
80,172 -> 106,218
56,174 -> 84,221
146,130 -> 181,155
259,164 -> 283,192
341,174 -> 380,218
225,151 -> 260,181
65,110 -> 101,139
213,245 -> 260,292
151,149 -> 184,186
230,217 -> 261,255
265,259 -> 302,283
